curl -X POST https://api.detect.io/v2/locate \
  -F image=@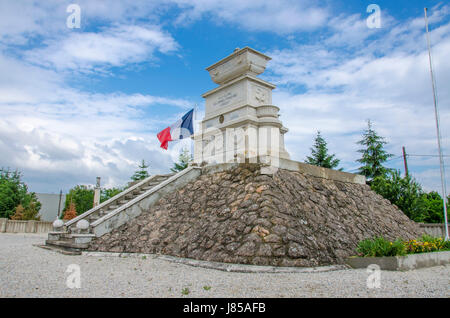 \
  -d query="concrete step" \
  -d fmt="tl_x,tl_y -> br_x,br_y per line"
70,227 -> 92,235
45,239 -> 90,253
48,231 -> 67,241
35,244 -> 81,256
57,233 -> 95,244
